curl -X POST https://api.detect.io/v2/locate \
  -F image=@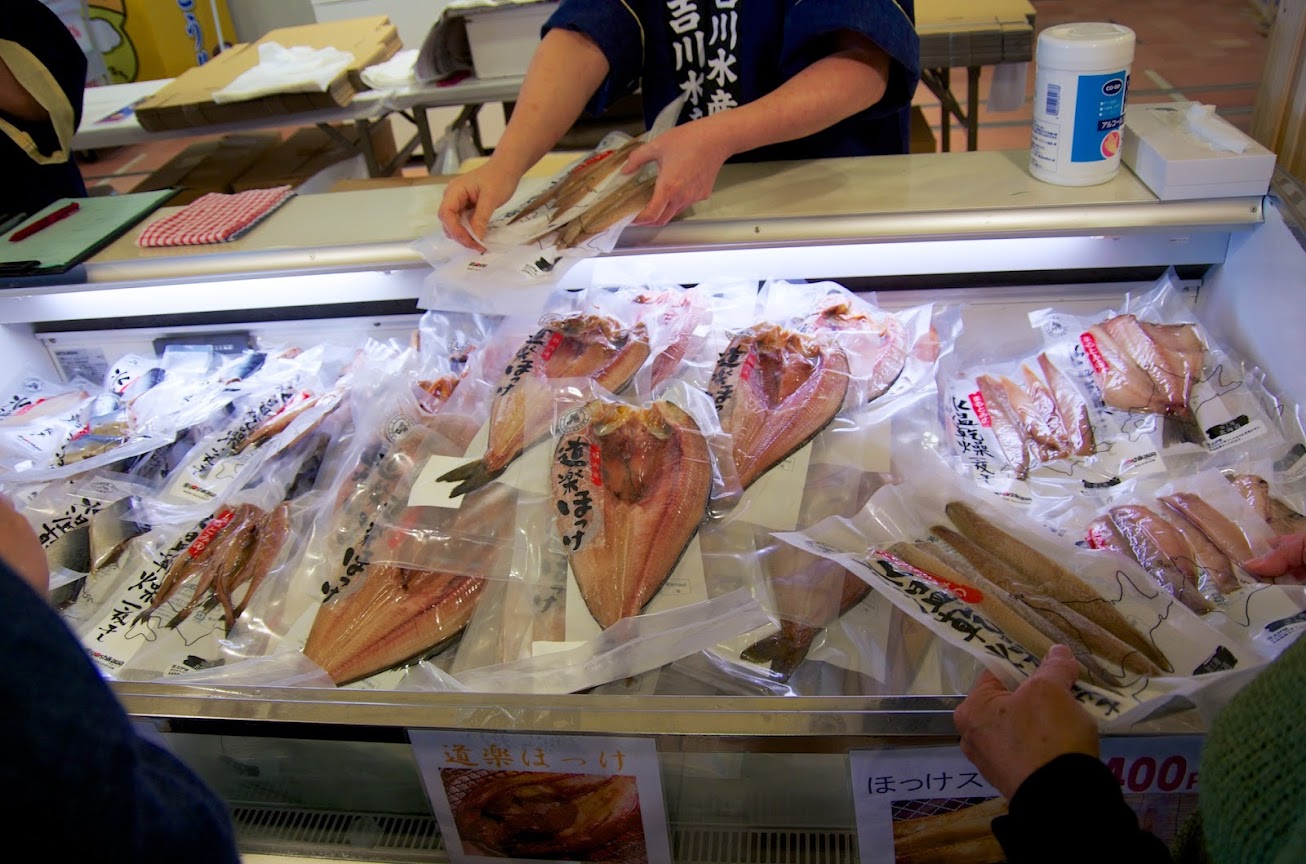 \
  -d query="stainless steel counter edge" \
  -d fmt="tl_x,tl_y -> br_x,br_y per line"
114,684 -> 961,738
78,196 -> 1263,287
